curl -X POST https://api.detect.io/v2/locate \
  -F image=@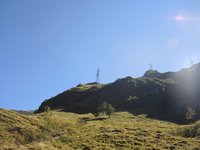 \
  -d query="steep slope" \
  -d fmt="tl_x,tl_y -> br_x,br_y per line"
36,83 -> 105,114
36,64 -> 200,124
0,109 -> 41,147
0,109 -> 75,149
